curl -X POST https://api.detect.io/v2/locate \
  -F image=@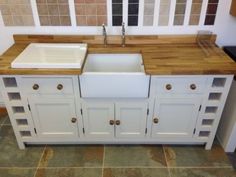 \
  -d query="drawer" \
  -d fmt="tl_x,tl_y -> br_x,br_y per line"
21,77 -> 75,95
153,77 -> 208,94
